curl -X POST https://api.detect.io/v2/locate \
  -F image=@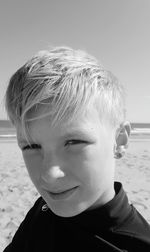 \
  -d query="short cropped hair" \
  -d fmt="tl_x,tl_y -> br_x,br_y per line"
5,46 -> 126,131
